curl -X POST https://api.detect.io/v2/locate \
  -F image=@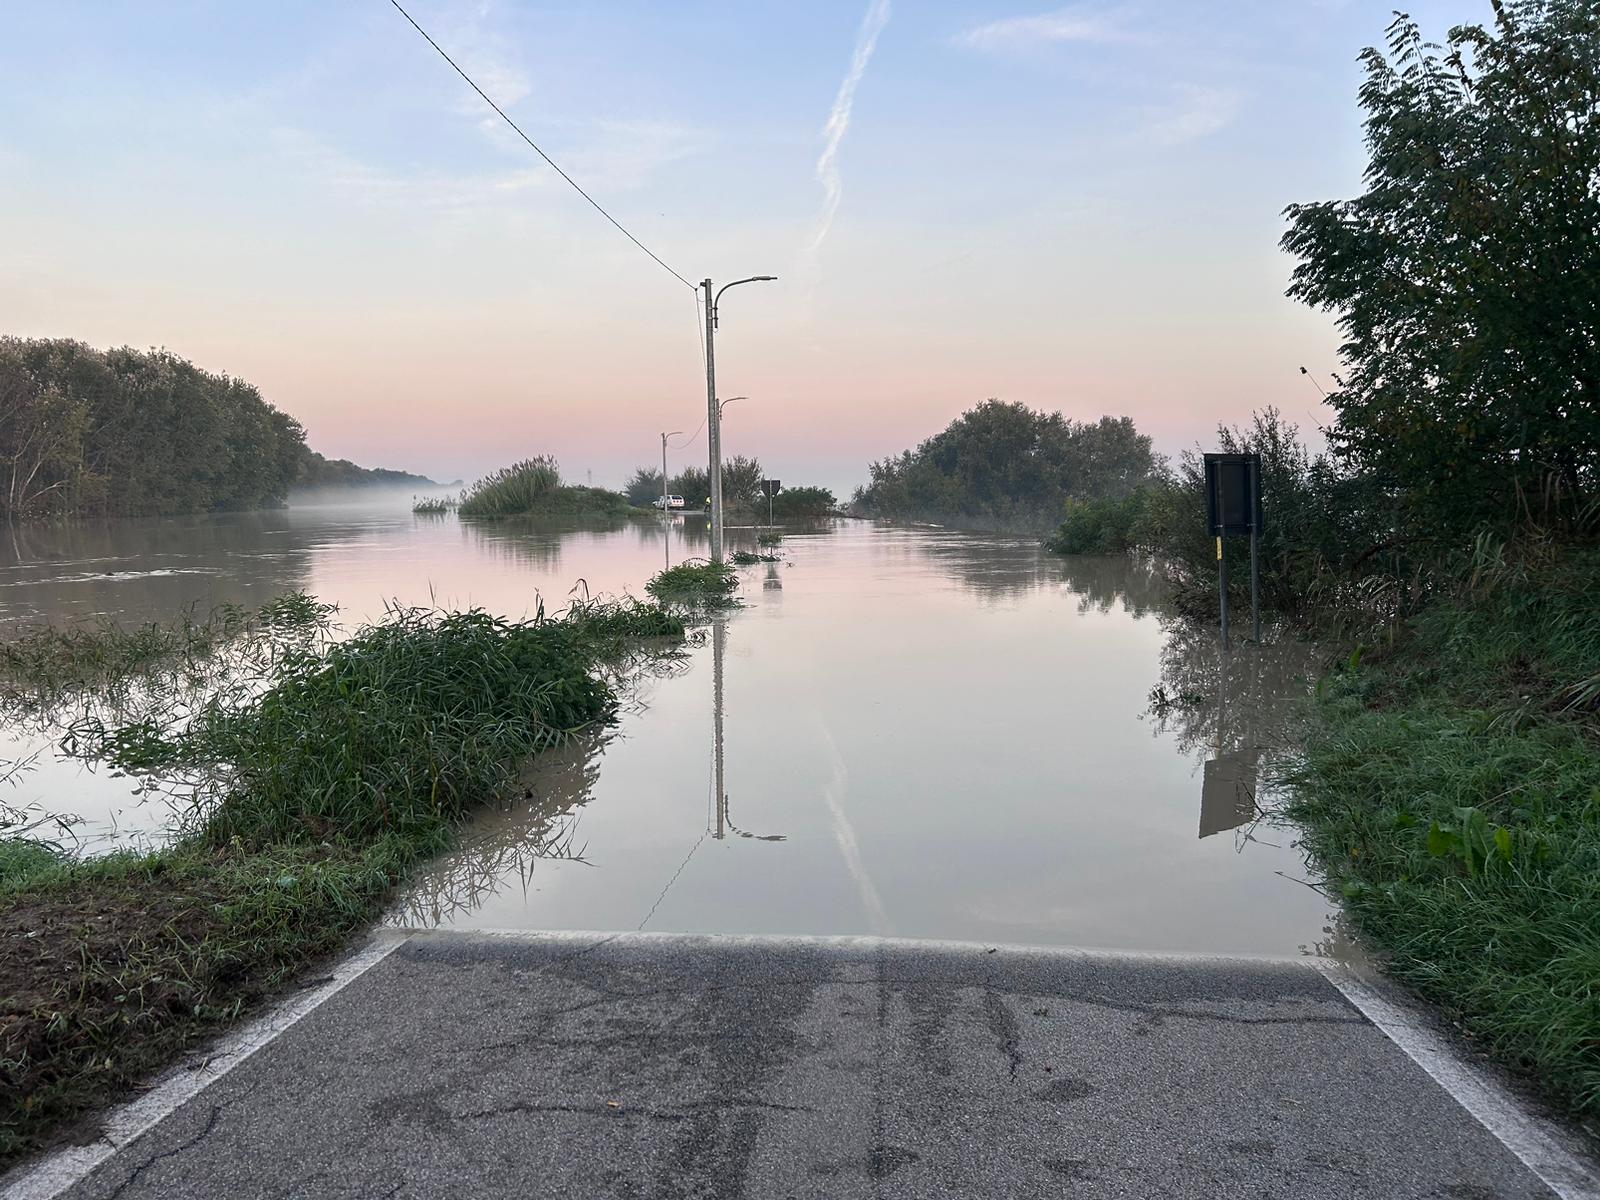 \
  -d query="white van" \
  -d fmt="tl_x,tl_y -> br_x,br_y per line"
653,495 -> 686,510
